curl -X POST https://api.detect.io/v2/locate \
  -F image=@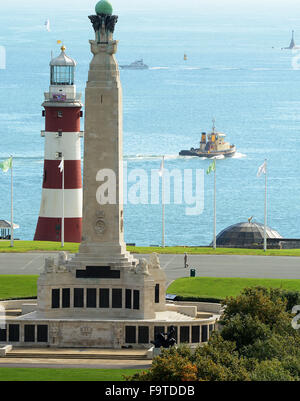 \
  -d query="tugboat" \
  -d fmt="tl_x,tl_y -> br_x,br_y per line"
119,59 -> 149,70
179,120 -> 236,158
